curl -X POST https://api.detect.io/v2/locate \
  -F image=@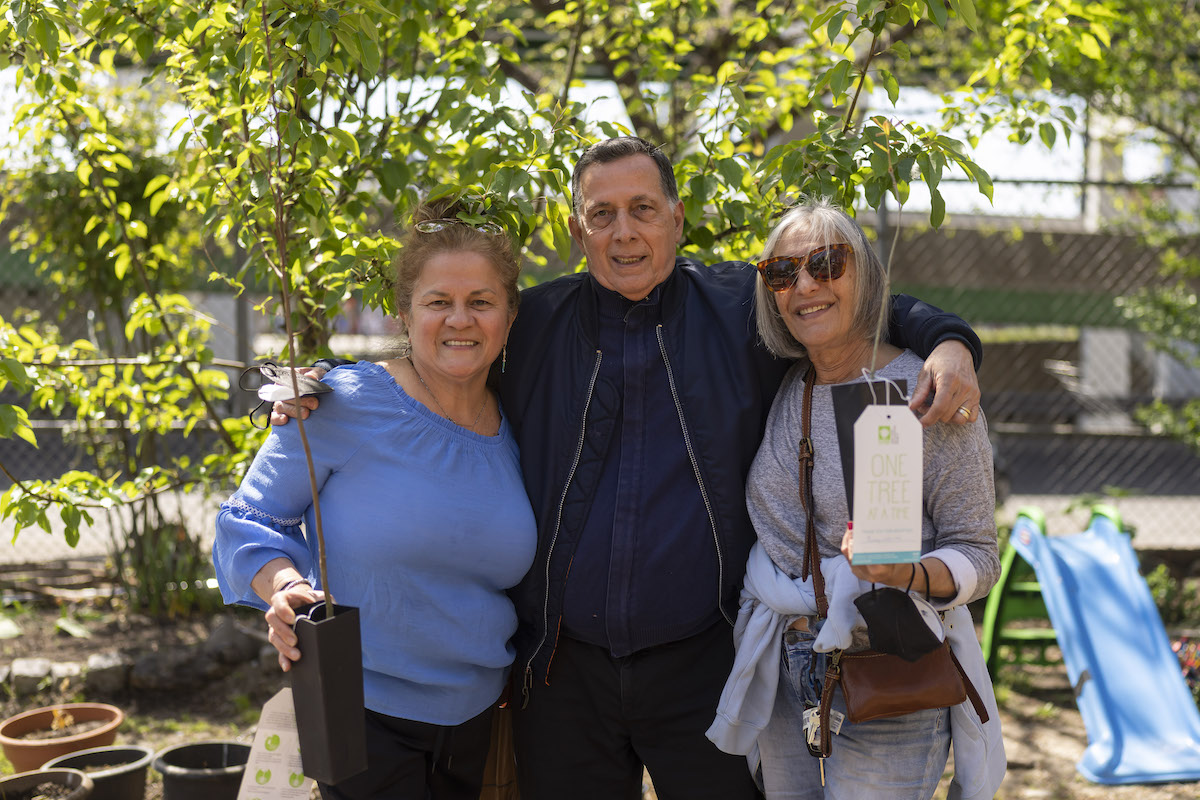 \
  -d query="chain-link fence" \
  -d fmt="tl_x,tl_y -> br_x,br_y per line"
0,285 -> 404,566
3,212 -> 1200,569
883,218 -> 1200,570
